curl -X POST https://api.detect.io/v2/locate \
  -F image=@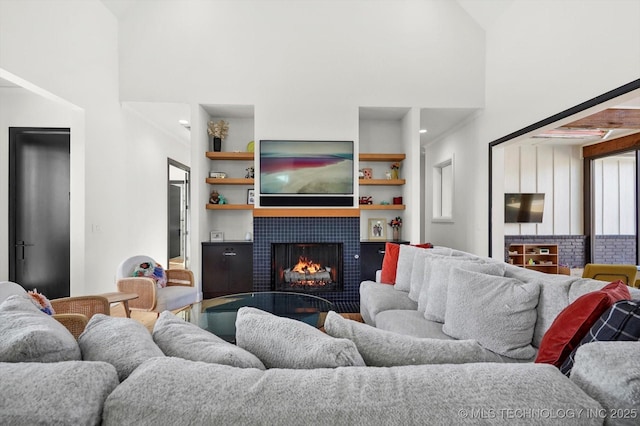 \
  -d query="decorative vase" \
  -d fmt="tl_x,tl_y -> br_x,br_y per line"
213,137 -> 222,152
391,169 -> 399,179
392,228 -> 400,241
